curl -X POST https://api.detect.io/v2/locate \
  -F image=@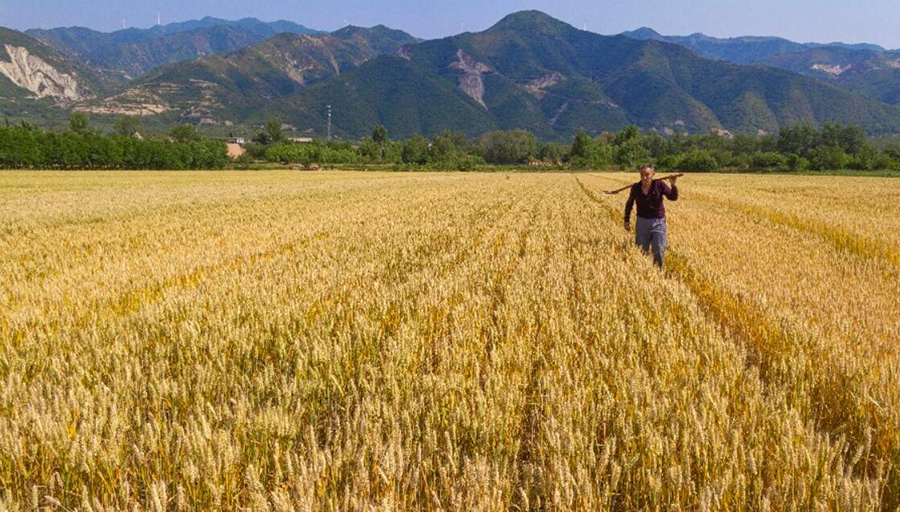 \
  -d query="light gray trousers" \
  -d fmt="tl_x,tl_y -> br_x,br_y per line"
635,217 -> 667,268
